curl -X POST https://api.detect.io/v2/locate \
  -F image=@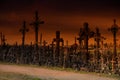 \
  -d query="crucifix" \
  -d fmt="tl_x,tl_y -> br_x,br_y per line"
19,21 -> 29,46
108,19 -> 120,72
30,11 -> 44,49
77,22 -> 94,64
52,31 -> 64,66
